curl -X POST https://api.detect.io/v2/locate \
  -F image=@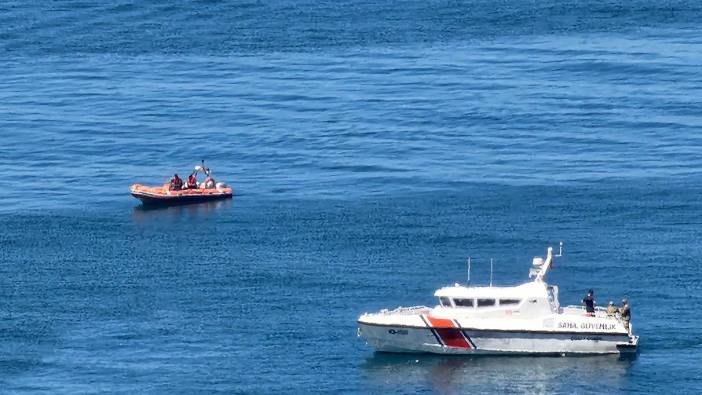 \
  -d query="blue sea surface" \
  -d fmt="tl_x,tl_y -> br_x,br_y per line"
2,1 -> 702,393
